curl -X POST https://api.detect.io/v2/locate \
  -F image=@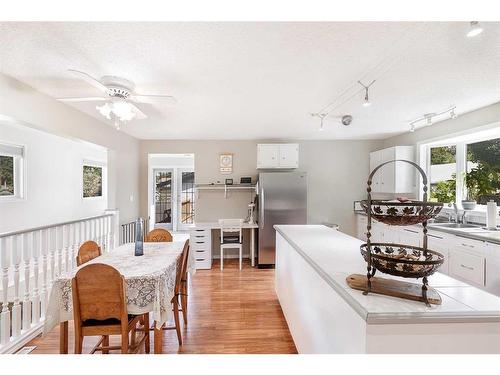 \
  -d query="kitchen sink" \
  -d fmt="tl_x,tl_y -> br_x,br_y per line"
429,222 -> 481,229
